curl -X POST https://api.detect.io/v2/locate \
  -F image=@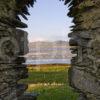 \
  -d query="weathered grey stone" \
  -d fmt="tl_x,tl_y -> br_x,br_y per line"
67,0 -> 100,100
70,67 -> 100,95
77,94 -> 87,100
16,29 -> 29,55
0,0 -> 30,99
